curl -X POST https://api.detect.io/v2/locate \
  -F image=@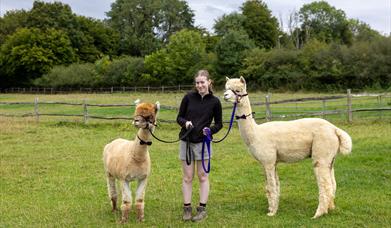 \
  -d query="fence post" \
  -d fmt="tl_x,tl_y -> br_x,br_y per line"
162,86 -> 164,93
34,97 -> 39,123
322,99 -> 326,119
83,100 -> 88,124
265,94 -> 272,121
378,95 -> 383,119
347,89 -> 352,123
